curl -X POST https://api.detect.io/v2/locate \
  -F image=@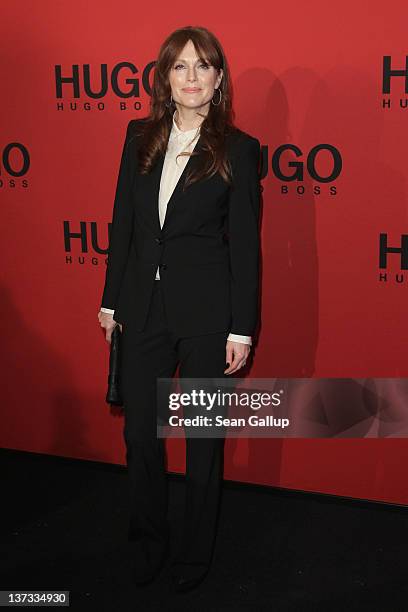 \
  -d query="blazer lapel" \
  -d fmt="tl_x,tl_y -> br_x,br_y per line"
140,134 -> 204,235
145,152 -> 165,236
160,135 -> 204,231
